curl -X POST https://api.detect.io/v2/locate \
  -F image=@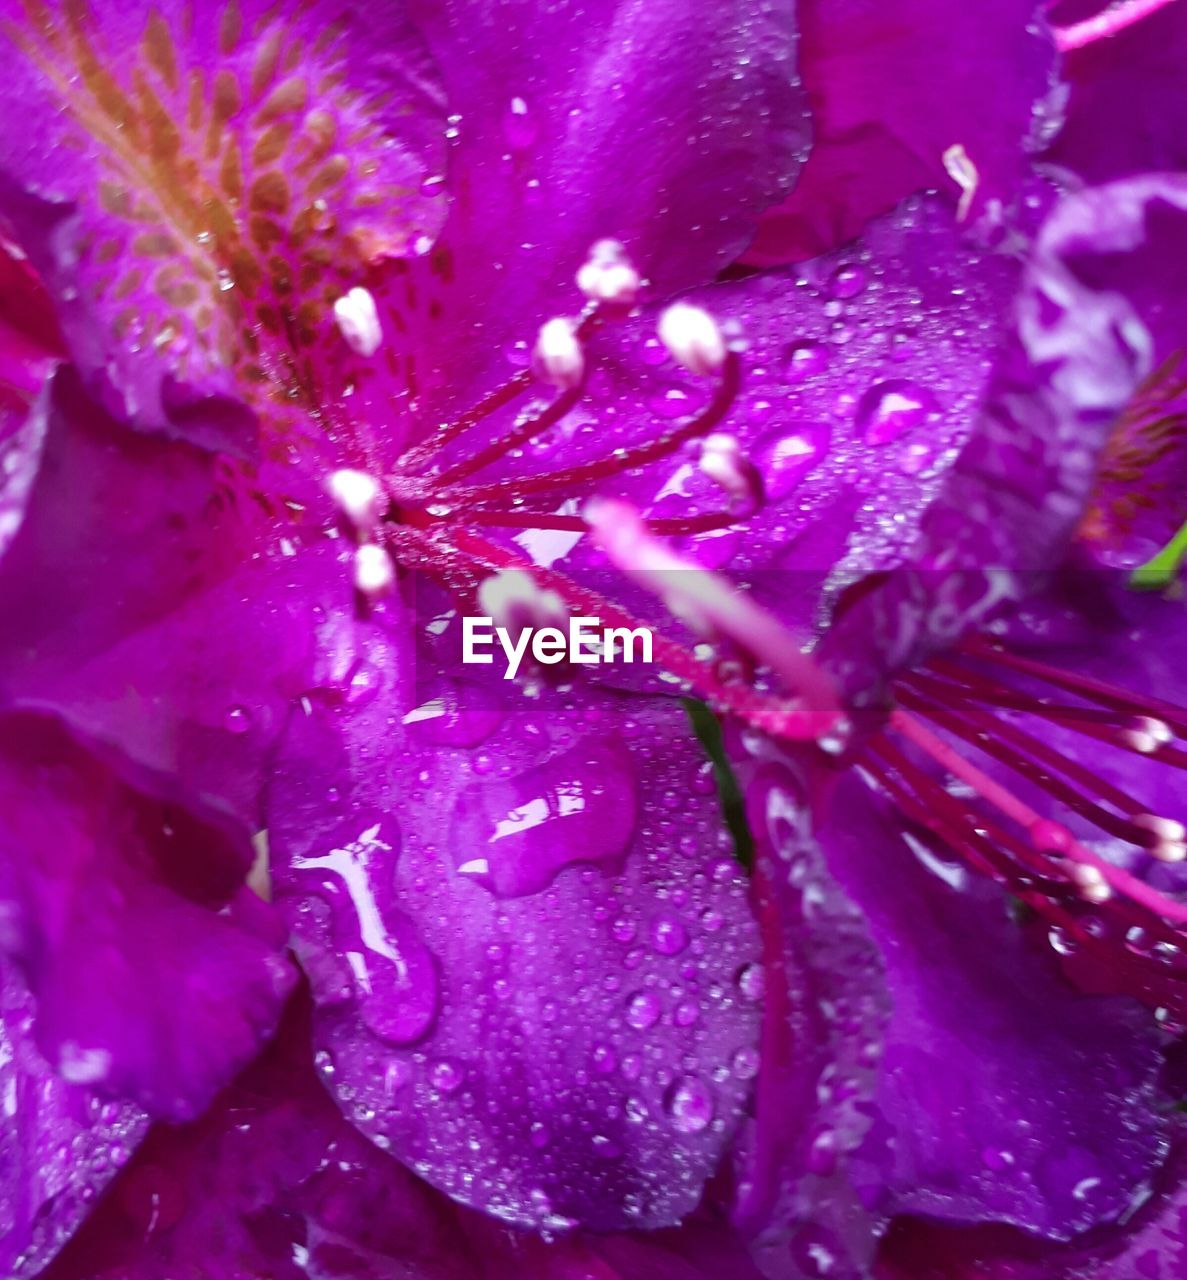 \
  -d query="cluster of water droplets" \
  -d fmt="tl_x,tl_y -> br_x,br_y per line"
272,664 -> 764,1232
0,964 -> 147,1278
